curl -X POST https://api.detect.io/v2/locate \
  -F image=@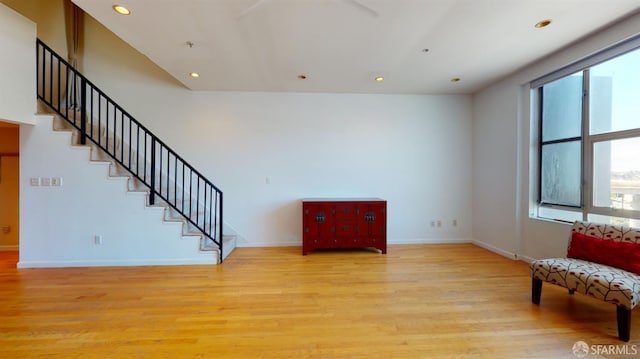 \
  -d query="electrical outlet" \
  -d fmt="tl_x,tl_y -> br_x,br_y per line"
30,177 -> 40,186
430,220 -> 436,227
94,235 -> 103,245
452,219 -> 458,227
437,220 -> 442,227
